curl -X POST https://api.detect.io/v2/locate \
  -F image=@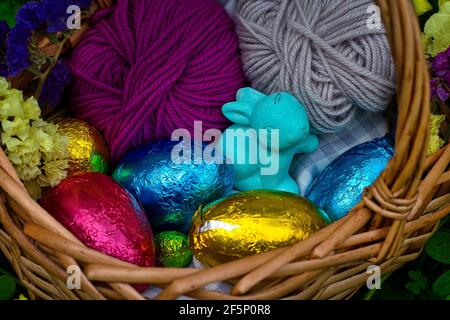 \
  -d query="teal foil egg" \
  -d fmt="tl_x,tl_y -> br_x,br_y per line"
113,140 -> 233,233
306,136 -> 394,222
